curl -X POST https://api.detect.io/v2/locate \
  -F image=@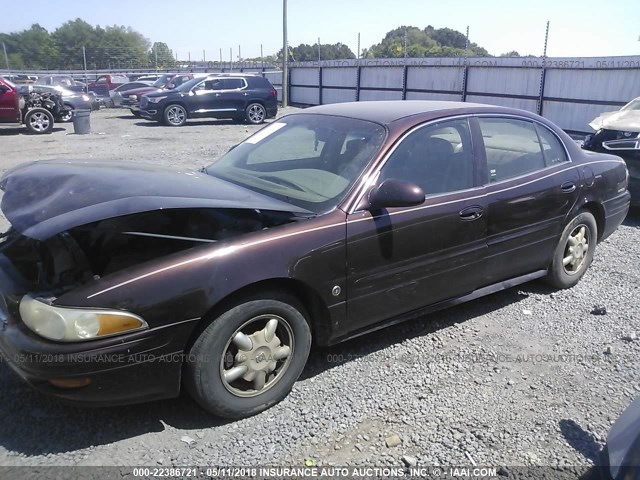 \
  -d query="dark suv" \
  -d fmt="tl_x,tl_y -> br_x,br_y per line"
138,74 -> 278,126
